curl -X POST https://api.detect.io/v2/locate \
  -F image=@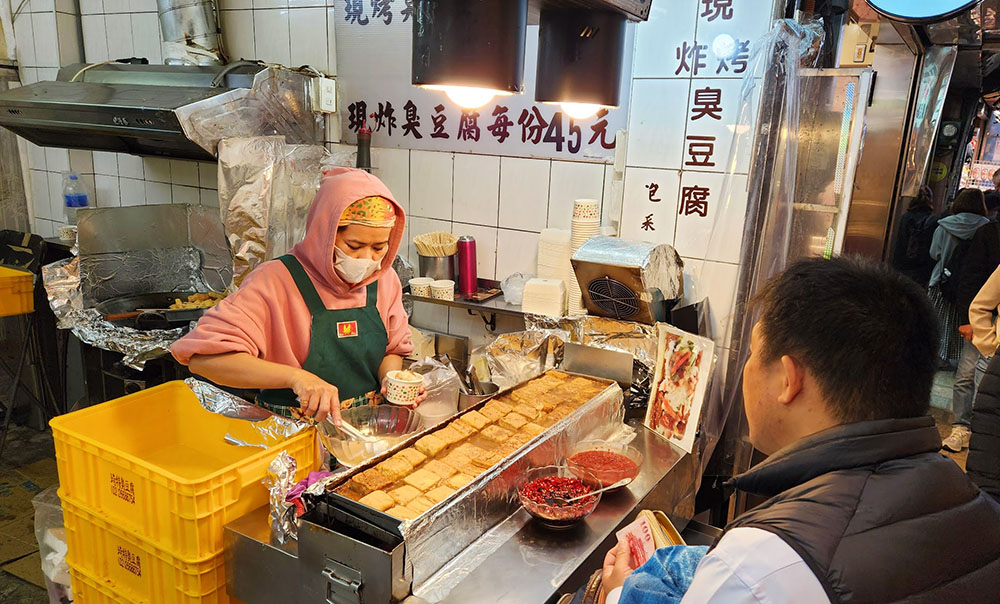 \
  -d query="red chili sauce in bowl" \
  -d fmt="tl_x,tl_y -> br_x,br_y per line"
568,449 -> 640,488
518,473 -> 599,528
